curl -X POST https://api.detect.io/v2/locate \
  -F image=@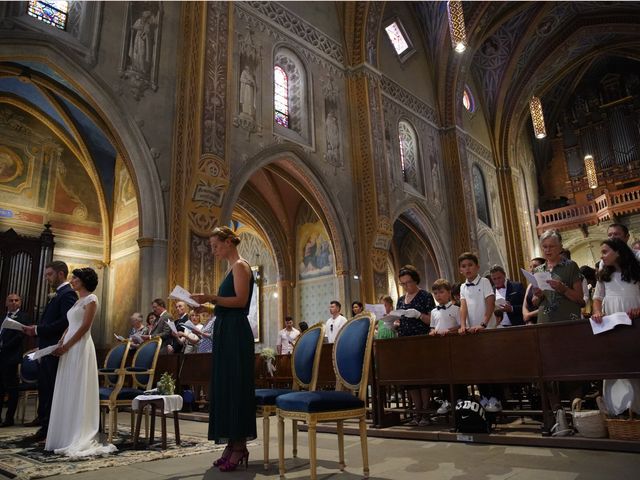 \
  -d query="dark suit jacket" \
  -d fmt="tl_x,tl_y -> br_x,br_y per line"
38,284 -> 77,348
0,310 -> 31,365
504,280 -> 525,326
150,310 -> 172,352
